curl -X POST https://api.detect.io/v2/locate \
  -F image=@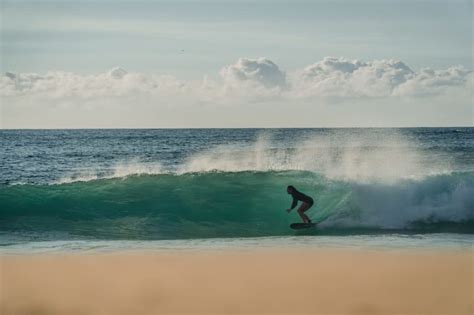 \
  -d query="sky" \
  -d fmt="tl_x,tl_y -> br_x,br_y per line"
0,0 -> 473,128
